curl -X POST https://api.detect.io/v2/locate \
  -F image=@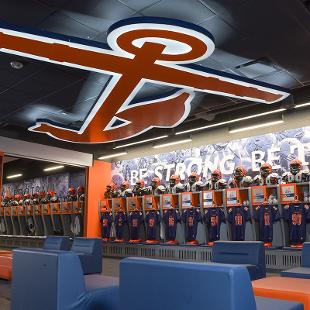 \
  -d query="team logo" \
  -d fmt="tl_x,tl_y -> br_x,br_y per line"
0,17 -> 289,143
